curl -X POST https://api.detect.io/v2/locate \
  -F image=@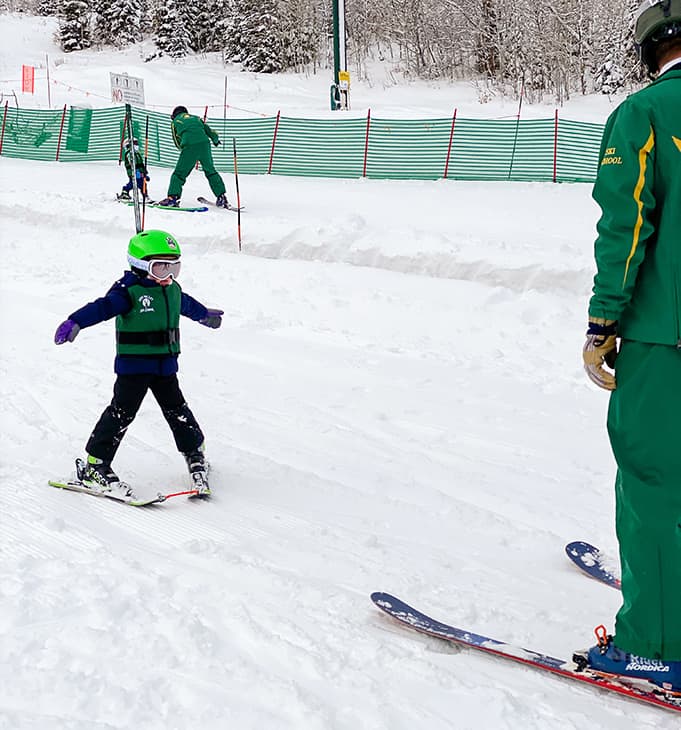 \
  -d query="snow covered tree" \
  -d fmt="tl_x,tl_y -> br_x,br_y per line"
226,0 -> 288,72
59,0 -> 92,53
152,0 -> 192,58
93,0 -> 145,48
185,0 -> 230,53
35,0 -> 59,16
591,0 -> 641,94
